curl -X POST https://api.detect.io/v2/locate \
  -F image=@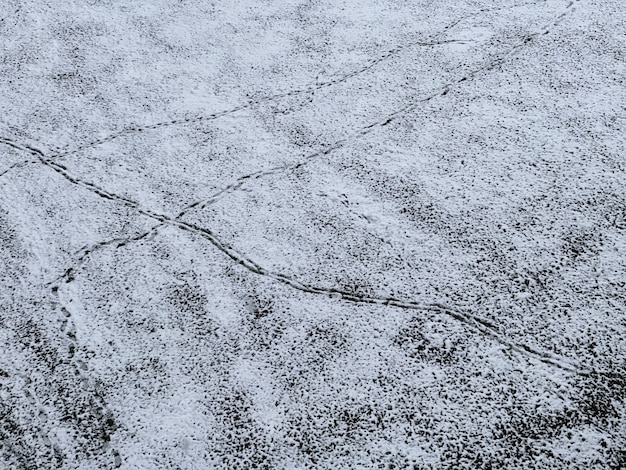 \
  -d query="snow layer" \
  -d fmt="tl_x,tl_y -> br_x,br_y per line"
1,0 -> 625,468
